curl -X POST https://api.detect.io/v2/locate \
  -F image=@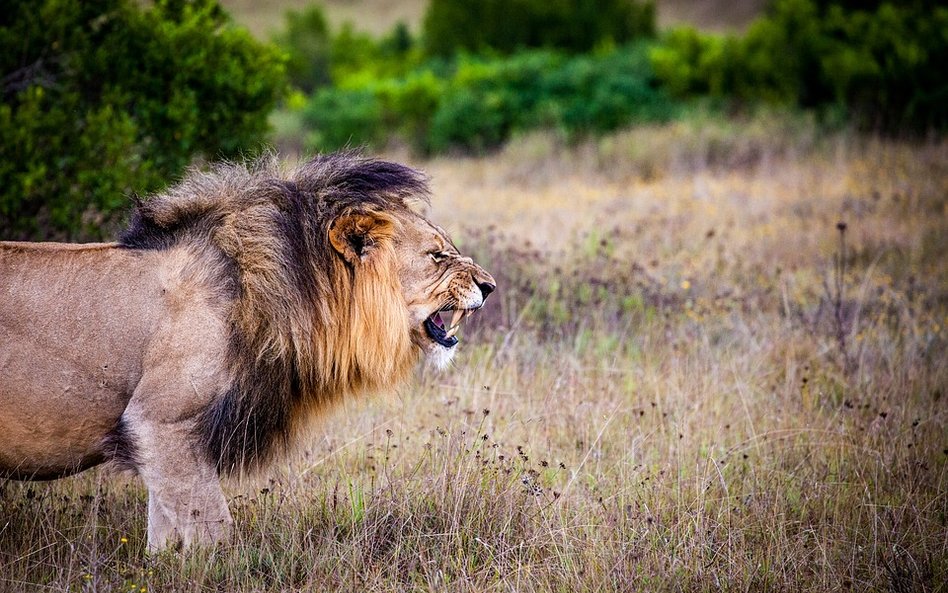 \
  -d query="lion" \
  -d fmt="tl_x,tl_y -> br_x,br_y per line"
0,152 -> 495,551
